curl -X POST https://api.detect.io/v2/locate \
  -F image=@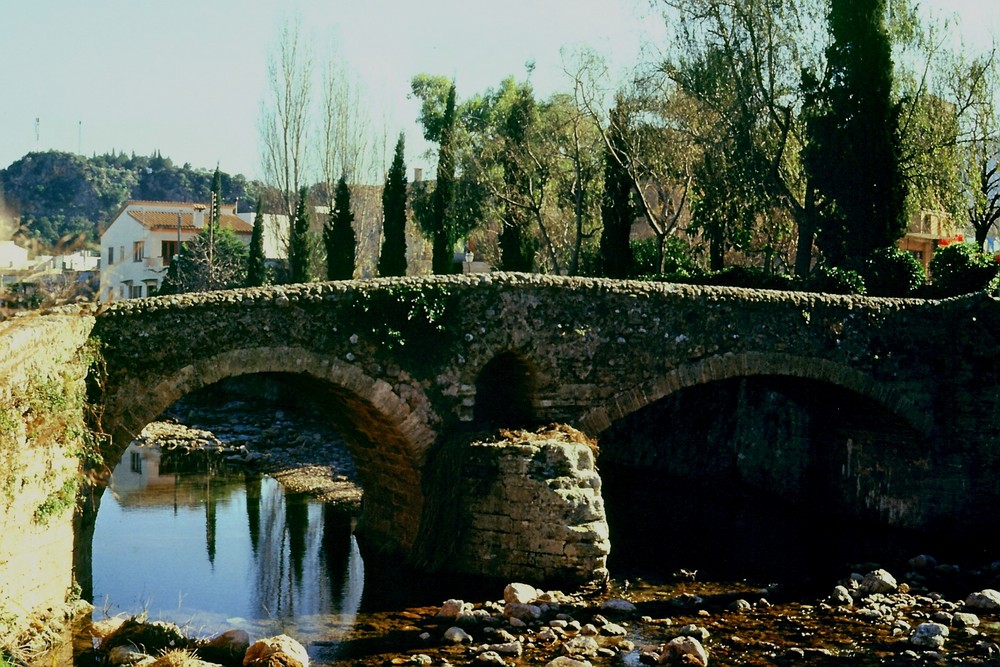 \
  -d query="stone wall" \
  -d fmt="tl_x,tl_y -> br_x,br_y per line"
0,312 -> 95,649
452,428 -> 610,586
